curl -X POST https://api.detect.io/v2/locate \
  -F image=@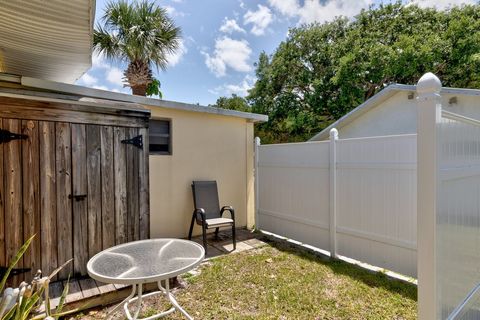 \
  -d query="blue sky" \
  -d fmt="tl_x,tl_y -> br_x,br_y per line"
76,0 -> 474,106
